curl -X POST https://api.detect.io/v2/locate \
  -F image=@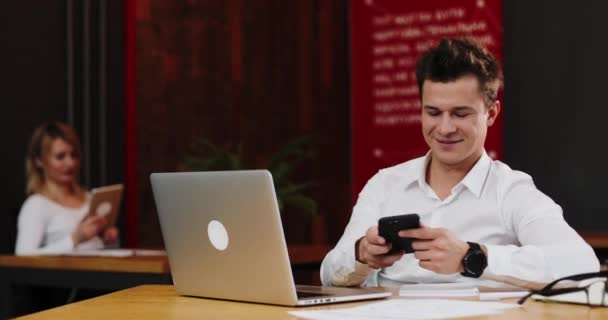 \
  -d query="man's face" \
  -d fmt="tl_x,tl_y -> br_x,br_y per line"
421,75 -> 499,167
